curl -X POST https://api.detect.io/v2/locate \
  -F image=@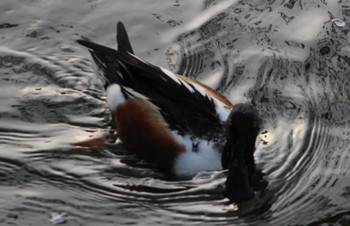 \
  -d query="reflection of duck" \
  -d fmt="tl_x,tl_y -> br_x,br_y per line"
77,22 -> 261,202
